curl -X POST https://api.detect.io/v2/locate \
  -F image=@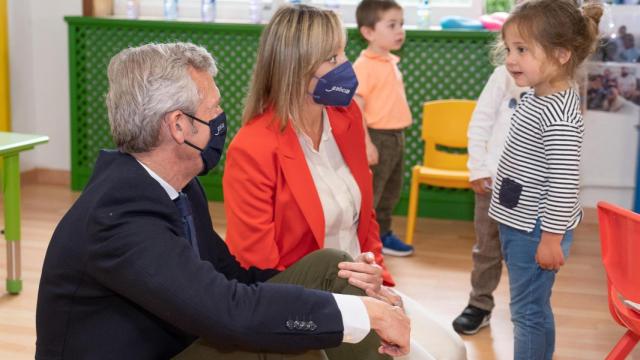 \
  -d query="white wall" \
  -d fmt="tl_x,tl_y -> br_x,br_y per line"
8,0 -> 81,171
112,0 -> 483,28
581,102 -> 639,209
6,0 -> 480,174
7,0 -> 638,209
